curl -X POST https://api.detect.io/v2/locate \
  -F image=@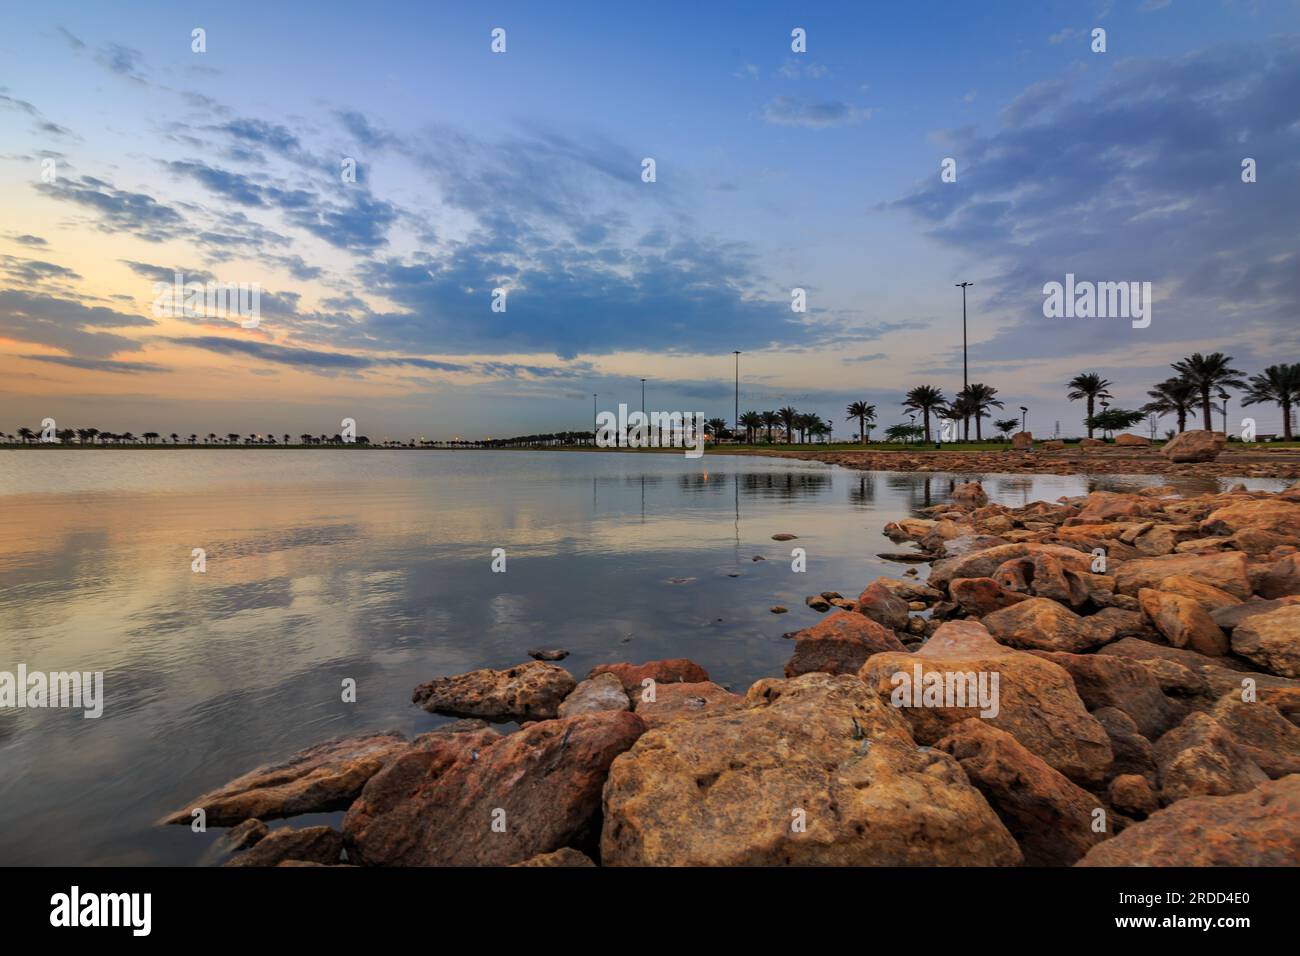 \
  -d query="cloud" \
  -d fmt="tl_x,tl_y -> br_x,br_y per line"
0,255 -> 81,285
0,289 -> 154,357
761,95 -> 872,128
37,175 -> 184,242
10,235 -> 48,247
22,354 -> 166,374
1000,78 -> 1069,125
95,43 -> 147,82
